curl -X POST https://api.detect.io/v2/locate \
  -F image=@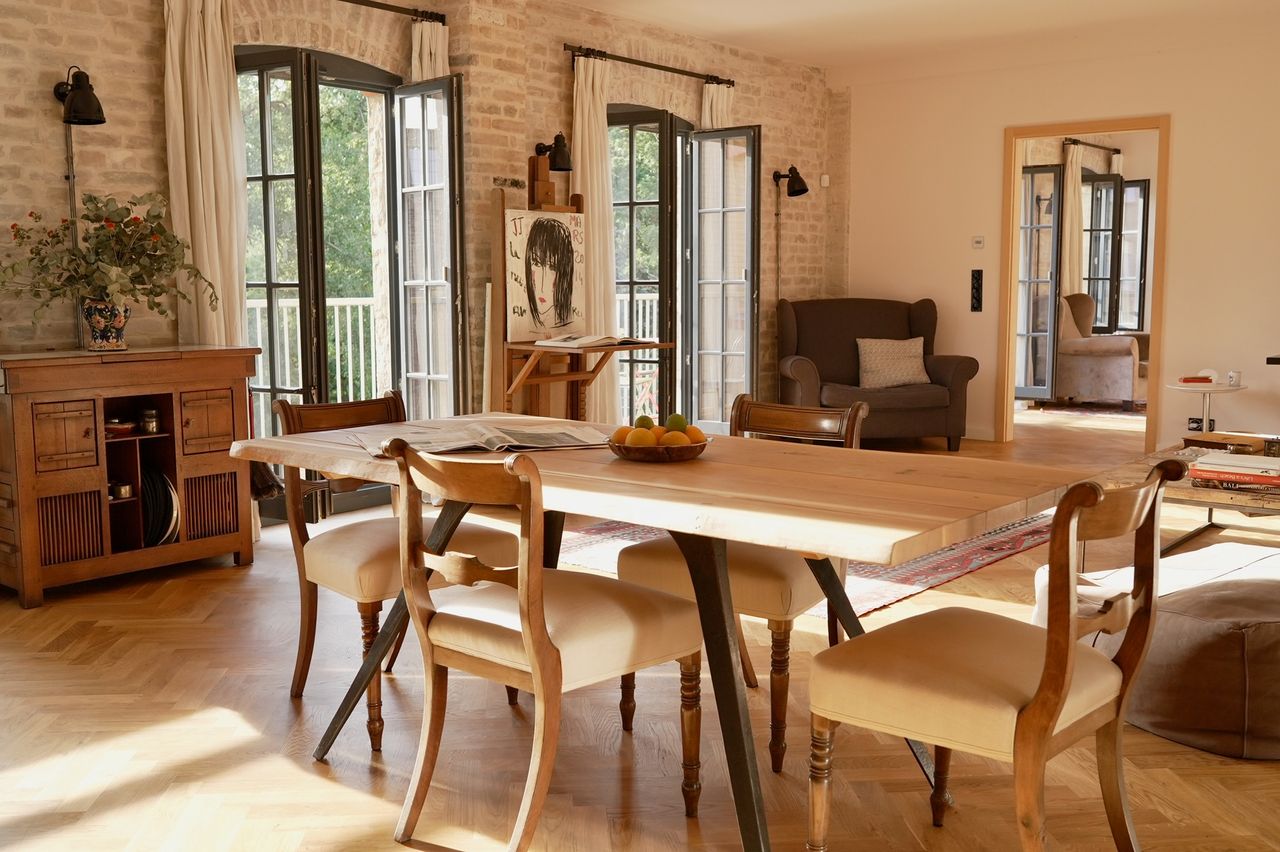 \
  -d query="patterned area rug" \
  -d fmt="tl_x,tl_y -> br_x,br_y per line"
558,513 -> 1054,616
